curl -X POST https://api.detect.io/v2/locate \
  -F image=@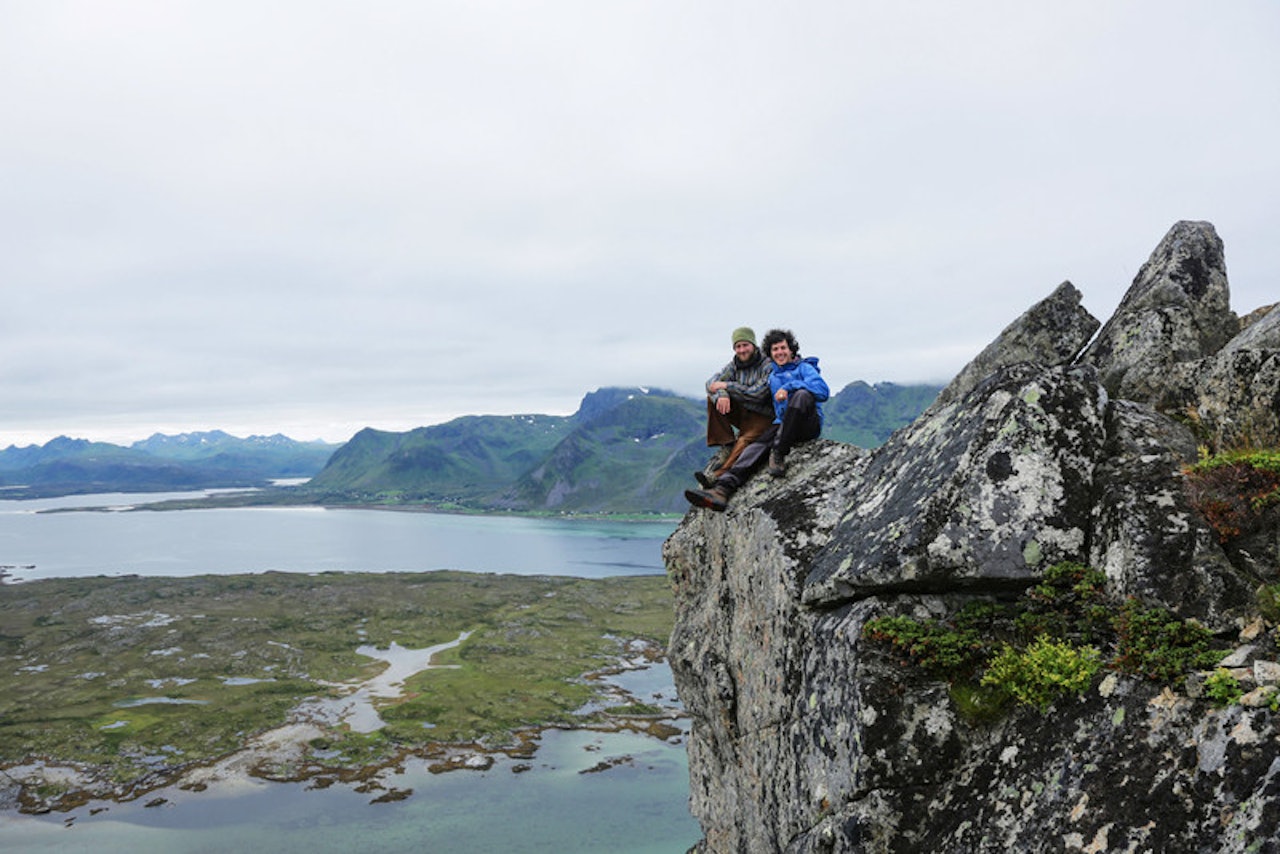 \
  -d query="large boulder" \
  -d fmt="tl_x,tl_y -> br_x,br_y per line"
1089,400 -> 1258,627
805,362 -> 1108,607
